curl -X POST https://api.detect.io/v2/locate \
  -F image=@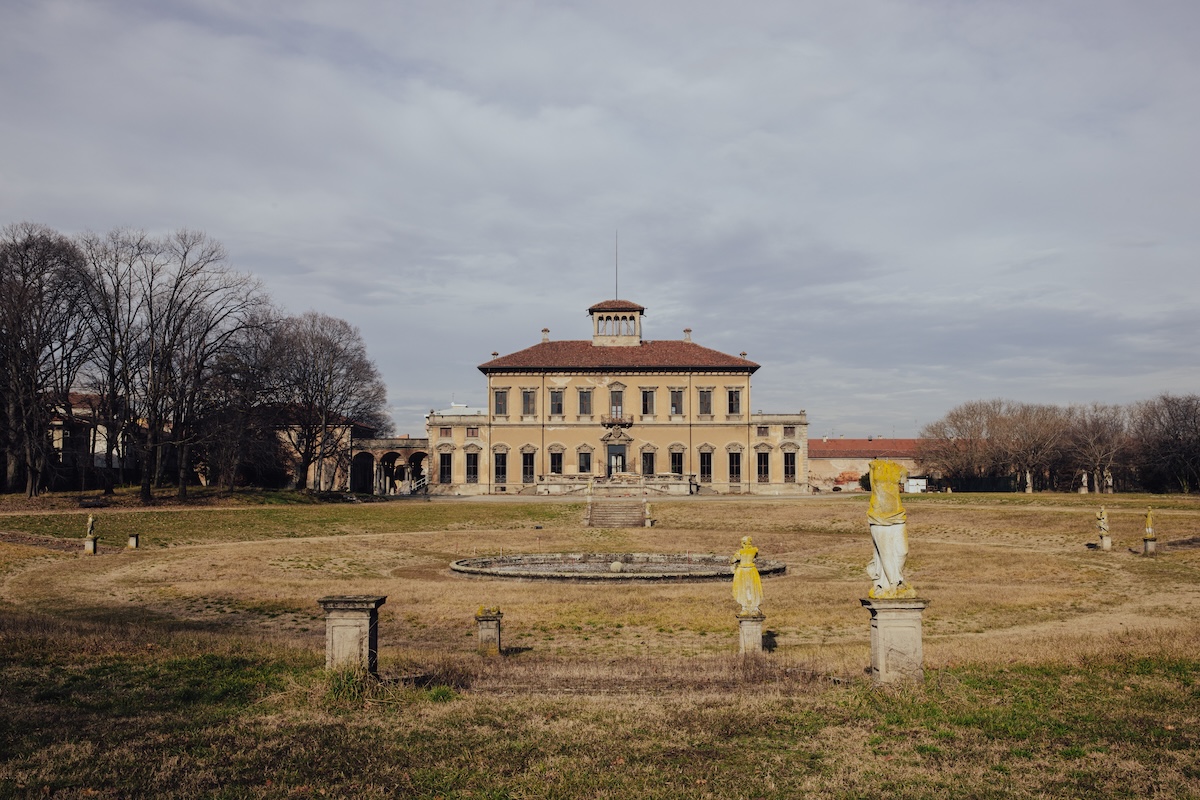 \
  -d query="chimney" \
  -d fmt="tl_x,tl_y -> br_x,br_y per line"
740,351 -> 747,358
541,328 -> 550,343
491,352 -> 499,358
683,328 -> 692,342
